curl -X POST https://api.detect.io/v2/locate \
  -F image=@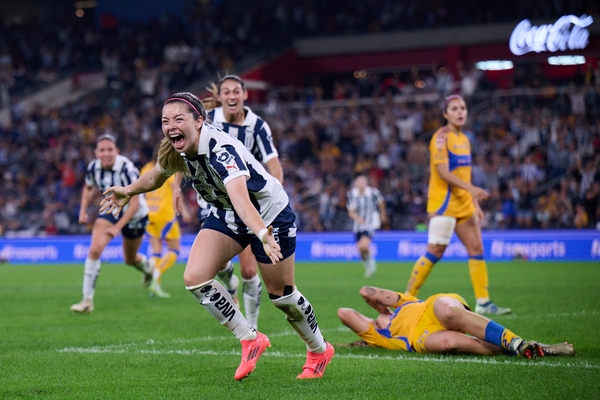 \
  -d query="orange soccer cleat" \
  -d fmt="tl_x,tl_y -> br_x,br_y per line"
296,342 -> 335,379
234,332 -> 271,381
